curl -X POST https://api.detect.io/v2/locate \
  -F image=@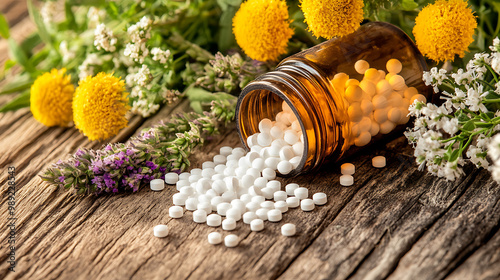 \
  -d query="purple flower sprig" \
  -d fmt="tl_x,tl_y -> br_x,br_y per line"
41,100 -> 235,195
